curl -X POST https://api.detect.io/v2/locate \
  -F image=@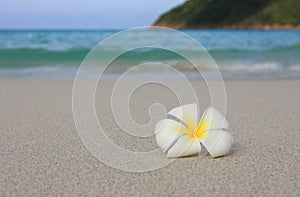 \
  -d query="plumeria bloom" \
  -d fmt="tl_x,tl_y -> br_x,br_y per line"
155,103 -> 233,158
